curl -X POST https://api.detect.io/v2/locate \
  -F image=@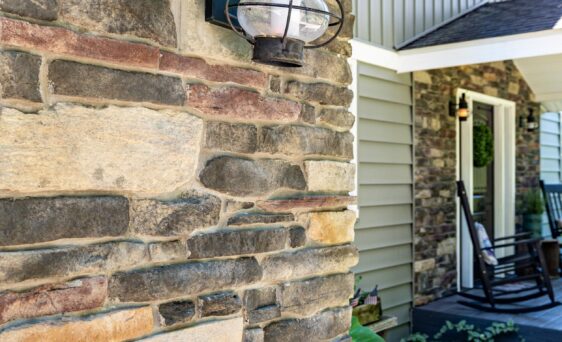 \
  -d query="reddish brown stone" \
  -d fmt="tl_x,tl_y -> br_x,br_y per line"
160,52 -> 267,89
256,196 -> 357,212
187,84 -> 301,122
0,18 -> 159,68
0,276 -> 107,325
